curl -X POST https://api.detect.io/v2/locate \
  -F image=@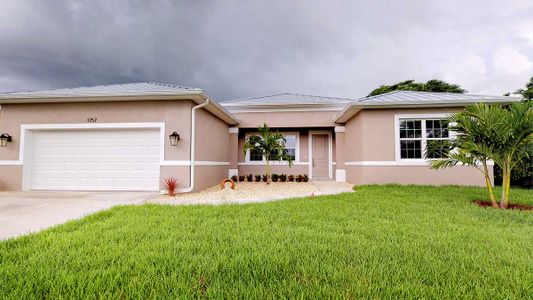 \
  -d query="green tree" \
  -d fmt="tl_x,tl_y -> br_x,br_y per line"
513,76 -> 533,100
430,101 -> 533,208
491,101 -> 533,208
242,123 -> 293,184
429,104 -> 503,207
368,79 -> 466,97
